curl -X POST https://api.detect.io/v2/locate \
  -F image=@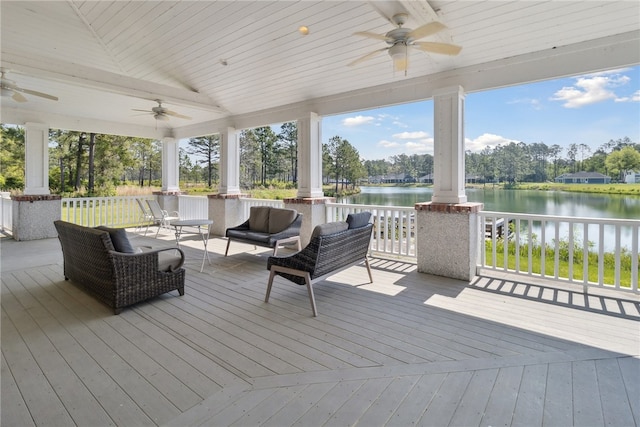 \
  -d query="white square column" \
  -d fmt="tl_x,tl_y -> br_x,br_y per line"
24,122 -> 50,195
161,137 -> 180,193
296,112 -> 324,199
218,127 -> 241,195
432,86 -> 467,204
